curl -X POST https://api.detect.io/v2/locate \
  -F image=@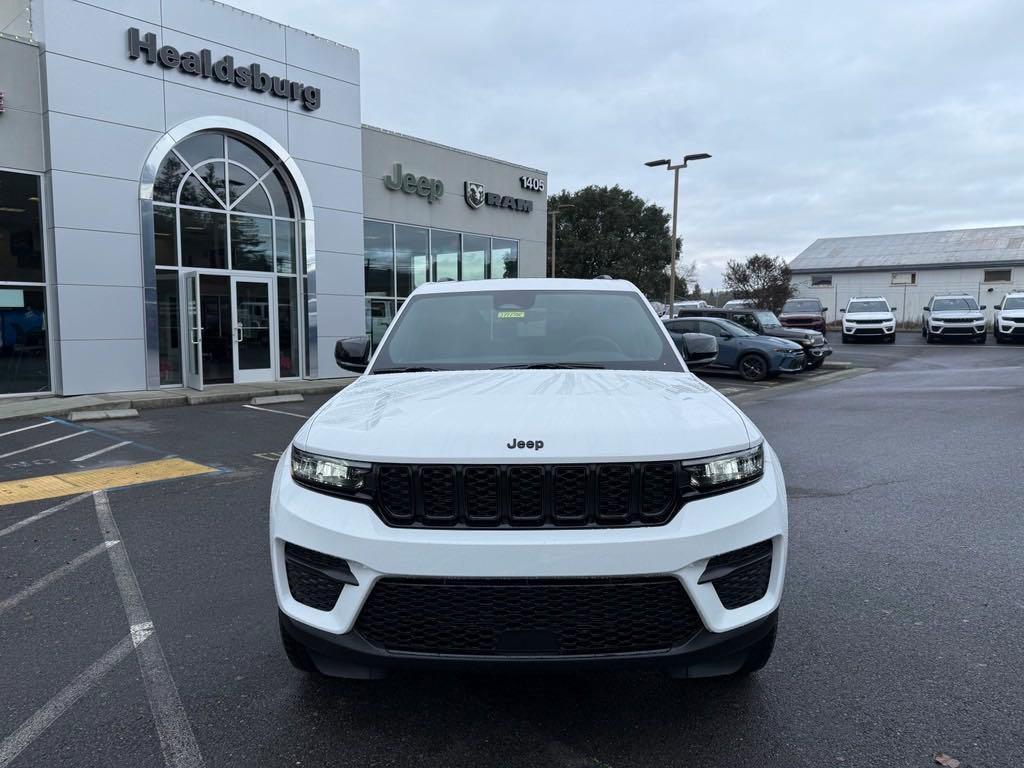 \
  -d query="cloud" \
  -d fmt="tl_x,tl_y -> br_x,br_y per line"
233,0 -> 1024,287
